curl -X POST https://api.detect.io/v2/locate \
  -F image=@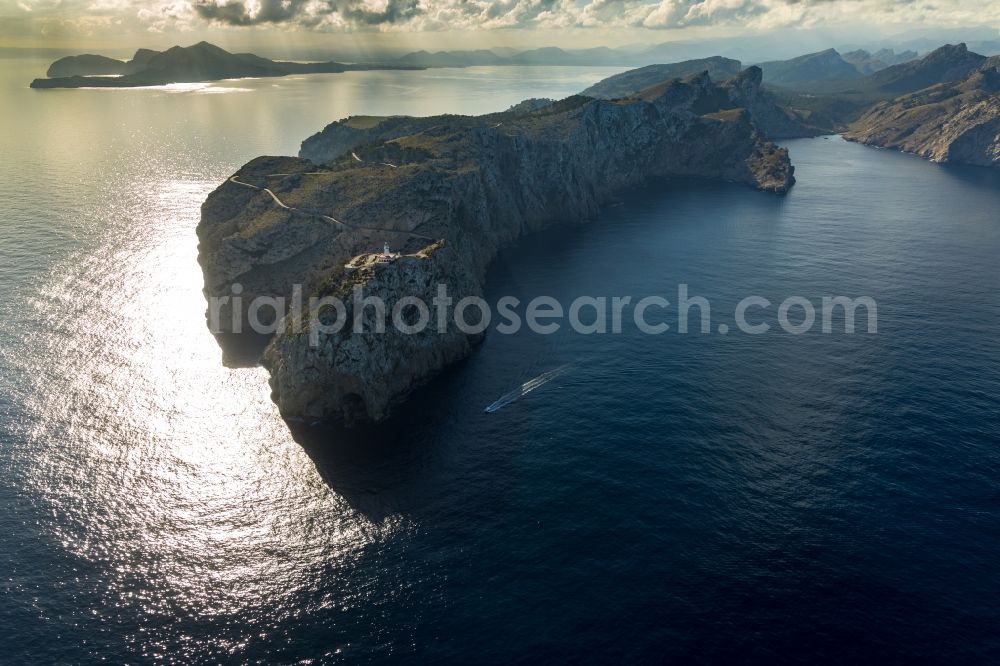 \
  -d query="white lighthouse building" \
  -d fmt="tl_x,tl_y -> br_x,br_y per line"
377,241 -> 398,263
